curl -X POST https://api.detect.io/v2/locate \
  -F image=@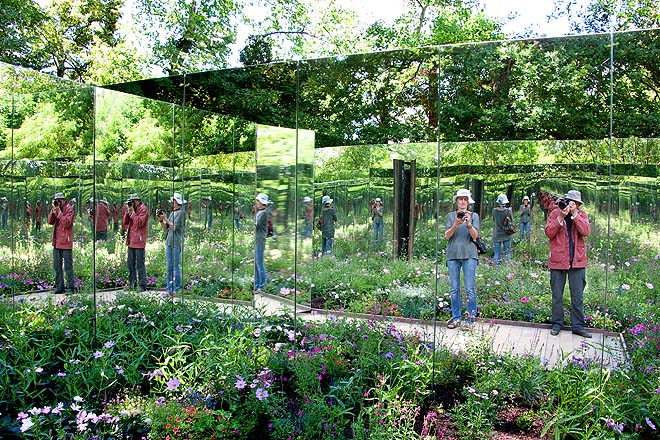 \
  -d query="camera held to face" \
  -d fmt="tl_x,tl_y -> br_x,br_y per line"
156,208 -> 164,216
127,200 -> 133,208
557,198 -> 569,210
53,199 -> 60,208
456,211 -> 466,219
